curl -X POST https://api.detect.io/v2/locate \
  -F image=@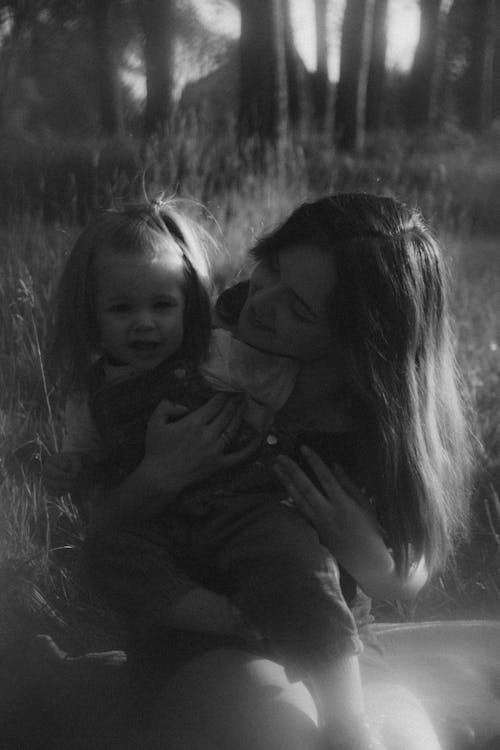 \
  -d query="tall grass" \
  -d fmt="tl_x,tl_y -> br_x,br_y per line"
1,126 -> 500,650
